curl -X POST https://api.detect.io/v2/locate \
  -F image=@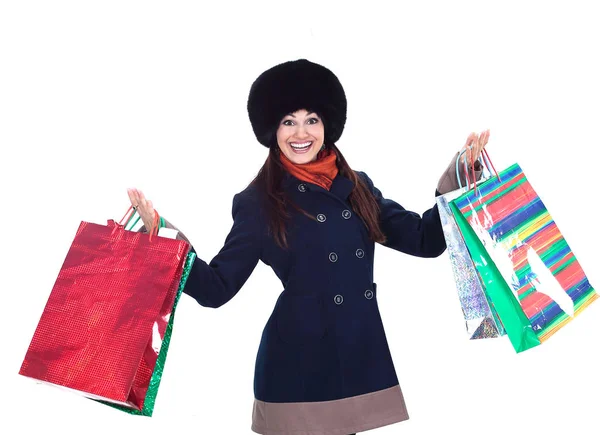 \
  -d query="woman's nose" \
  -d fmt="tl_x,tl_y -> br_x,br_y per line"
295,126 -> 309,138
